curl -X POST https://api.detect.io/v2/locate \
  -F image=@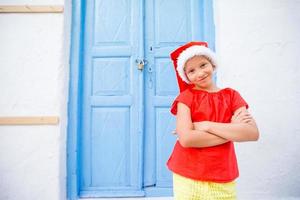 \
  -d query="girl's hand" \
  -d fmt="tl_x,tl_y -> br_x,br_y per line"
193,121 -> 210,132
231,109 -> 254,124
